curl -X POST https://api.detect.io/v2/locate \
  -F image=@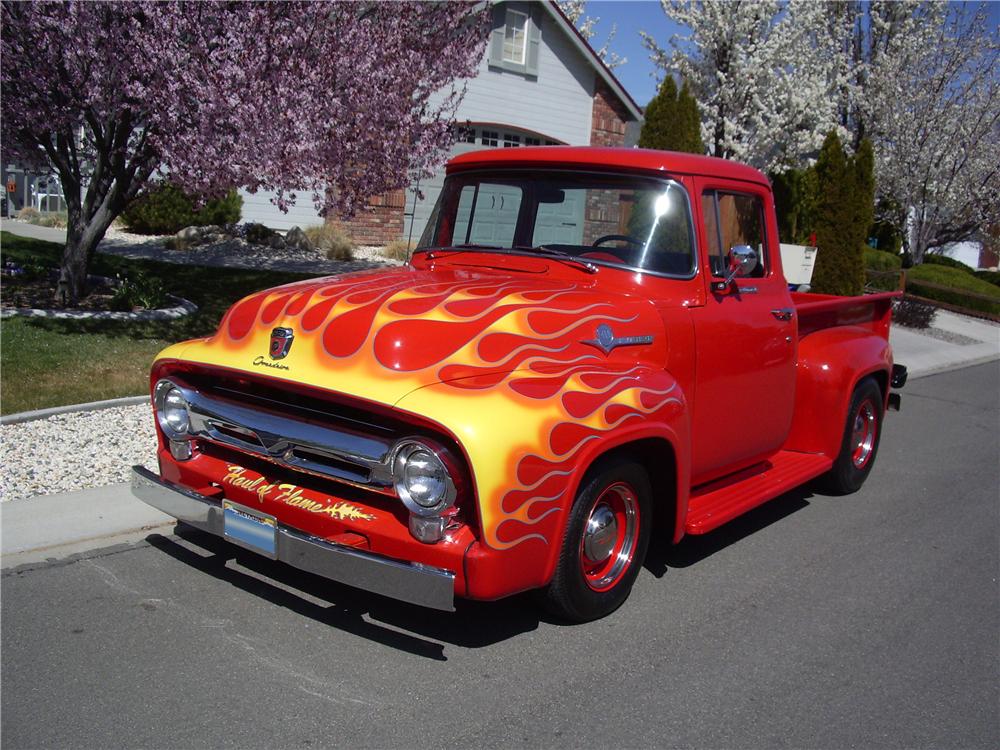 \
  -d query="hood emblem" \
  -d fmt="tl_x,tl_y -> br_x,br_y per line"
269,327 -> 295,360
583,324 -> 653,355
